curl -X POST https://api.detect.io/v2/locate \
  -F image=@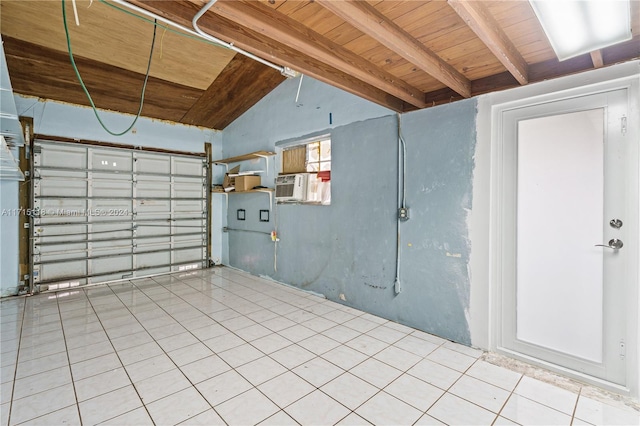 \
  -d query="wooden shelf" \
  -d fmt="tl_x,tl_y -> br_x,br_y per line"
213,151 -> 275,164
212,188 -> 274,194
